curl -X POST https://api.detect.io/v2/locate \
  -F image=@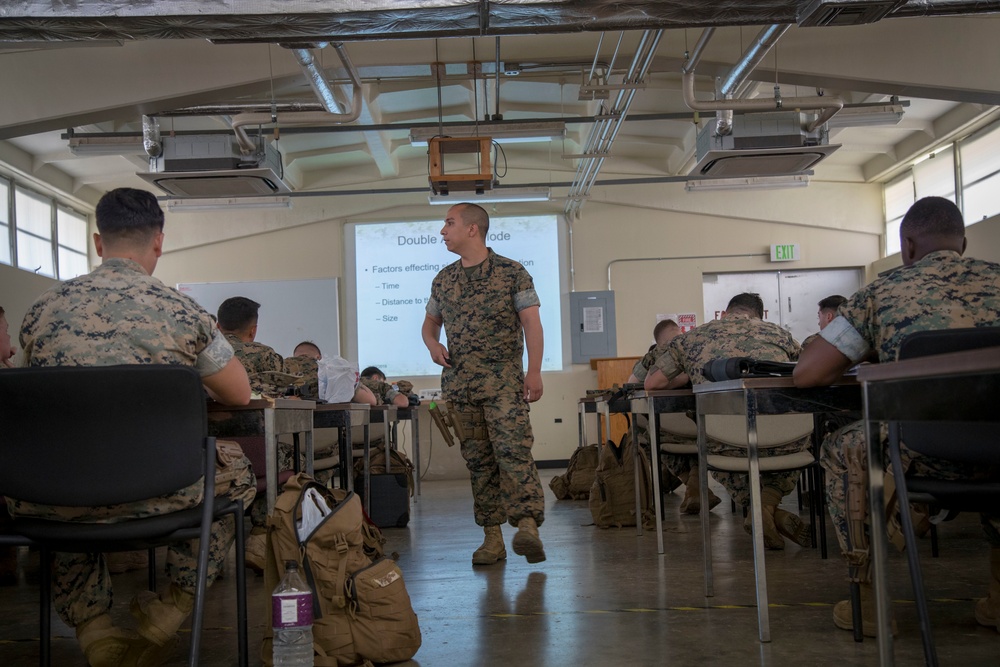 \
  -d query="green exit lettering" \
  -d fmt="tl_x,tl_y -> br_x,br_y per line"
771,244 -> 798,262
